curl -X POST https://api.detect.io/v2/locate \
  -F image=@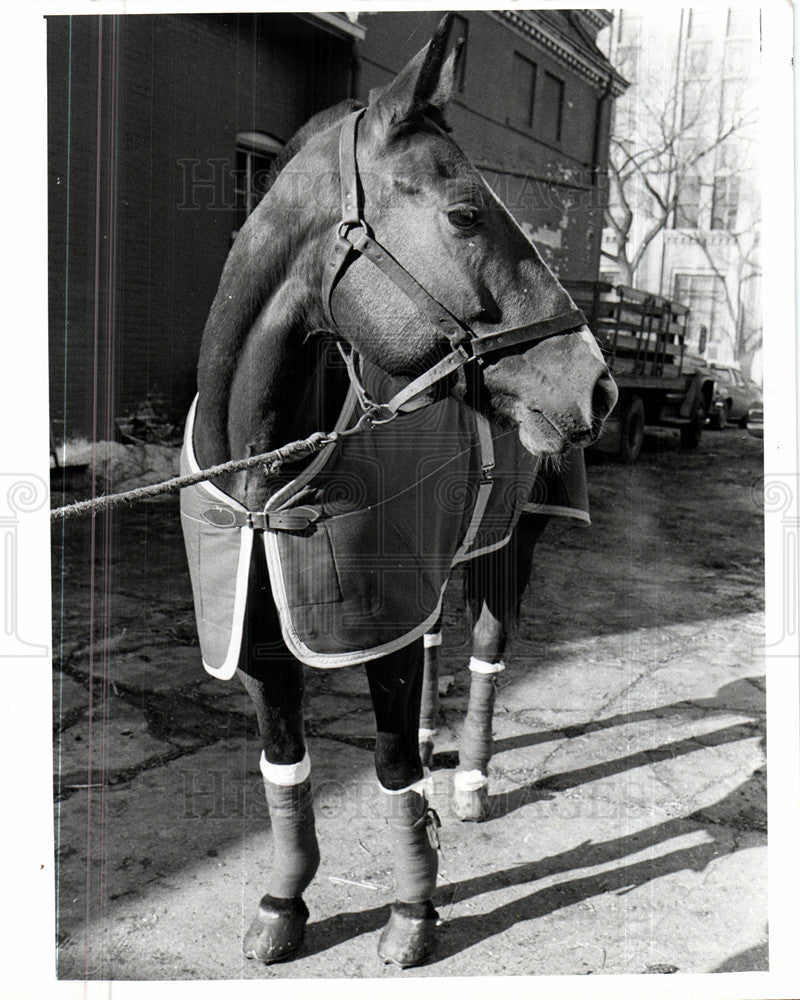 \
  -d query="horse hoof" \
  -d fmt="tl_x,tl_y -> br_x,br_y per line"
378,901 -> 438,968
243,894 -> 309,963
452,784 -> 490,822
419,739 -> 435,768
